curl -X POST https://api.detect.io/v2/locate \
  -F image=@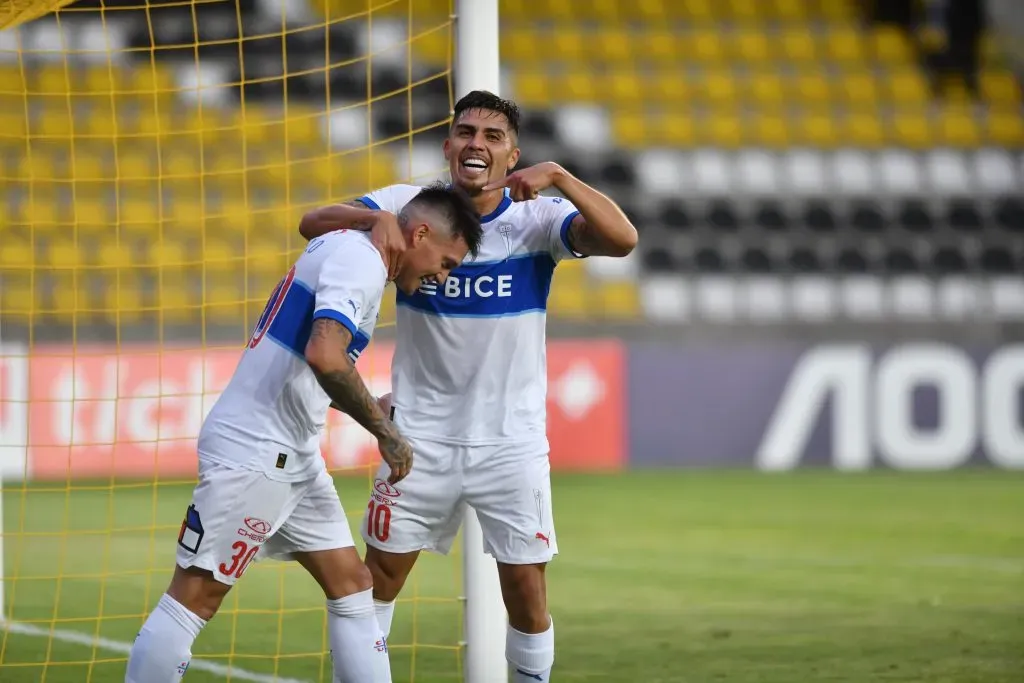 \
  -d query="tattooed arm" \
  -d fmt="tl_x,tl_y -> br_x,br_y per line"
306,318 -> 412,483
